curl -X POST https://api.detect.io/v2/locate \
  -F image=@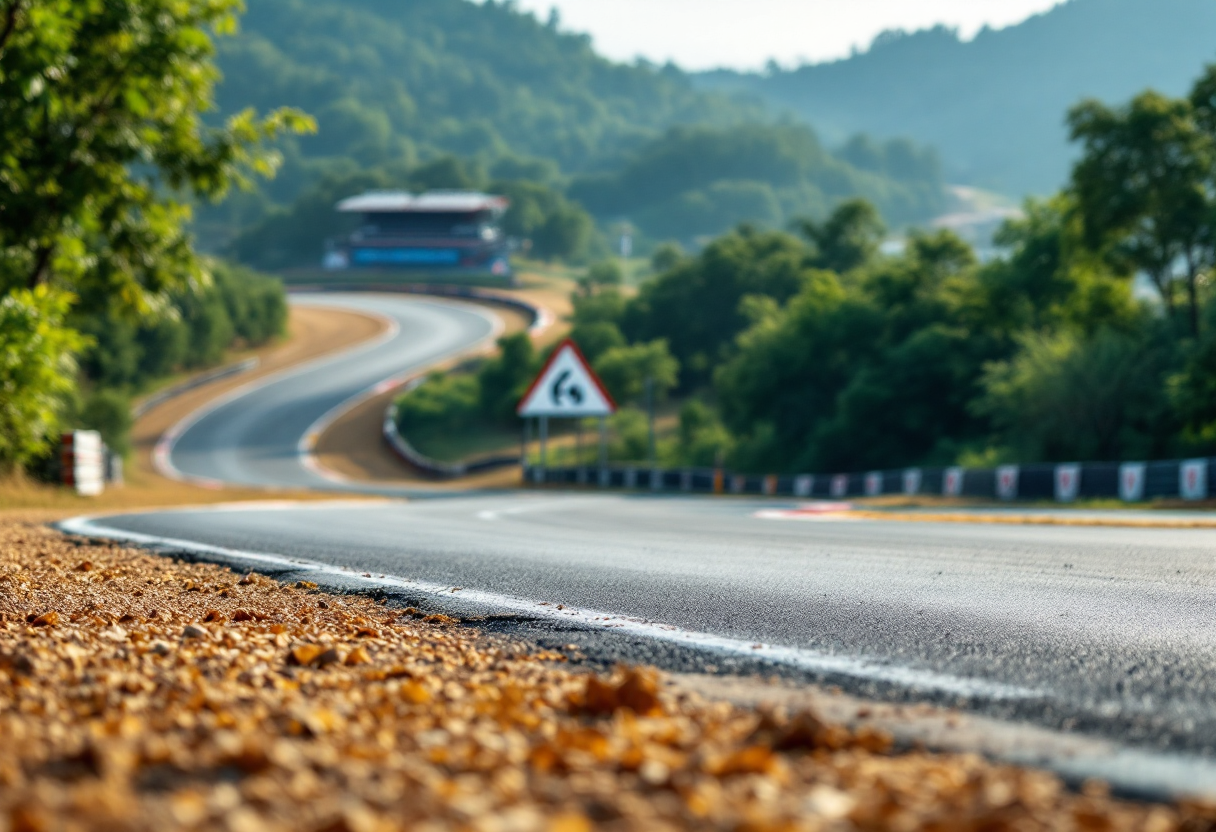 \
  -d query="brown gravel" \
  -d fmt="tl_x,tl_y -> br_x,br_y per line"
1,514 -> 1214,831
